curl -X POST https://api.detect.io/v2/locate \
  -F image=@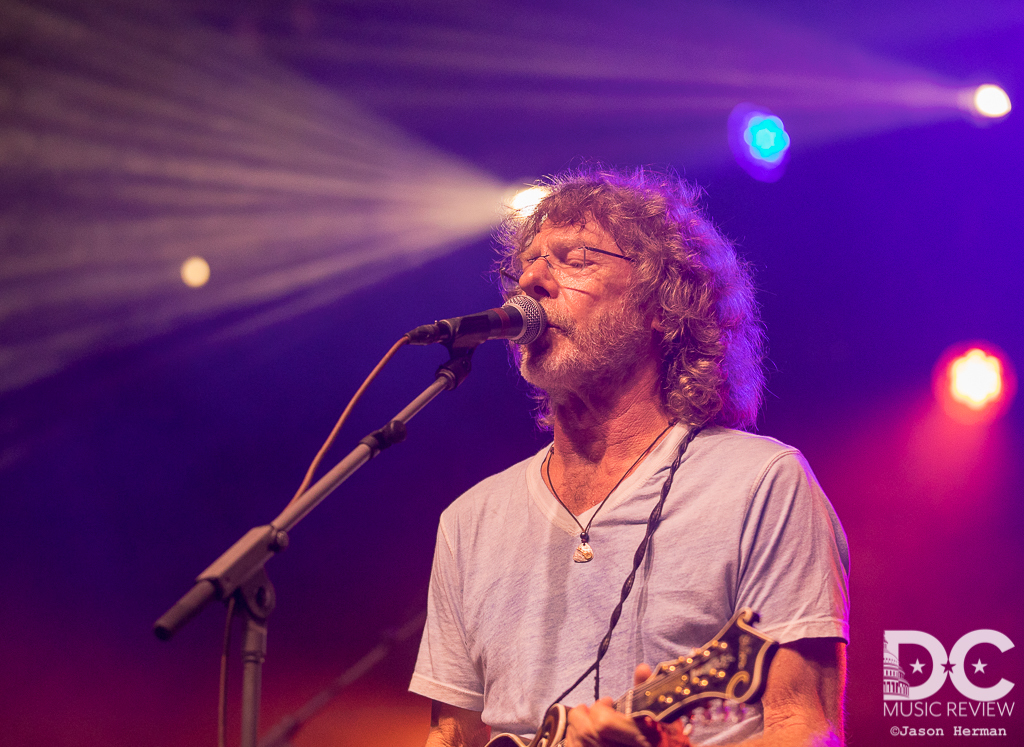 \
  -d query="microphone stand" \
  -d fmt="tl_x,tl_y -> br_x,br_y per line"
154,343 -> 477,747
258,607 -> 428,747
